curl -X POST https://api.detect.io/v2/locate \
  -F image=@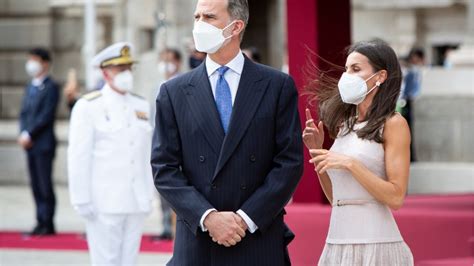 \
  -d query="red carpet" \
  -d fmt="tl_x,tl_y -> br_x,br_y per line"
0,232 -> 173,253
1,194 -> 472,266
417,257 -> 474,266
285,194 -> 474,266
